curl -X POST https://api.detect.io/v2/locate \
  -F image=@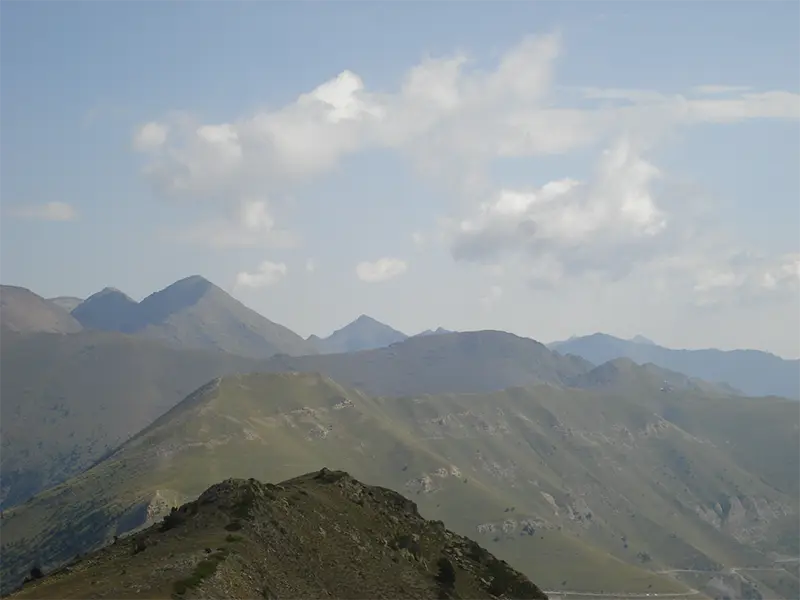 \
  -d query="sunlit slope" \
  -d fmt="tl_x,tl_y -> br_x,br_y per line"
0,374 -> 714,592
